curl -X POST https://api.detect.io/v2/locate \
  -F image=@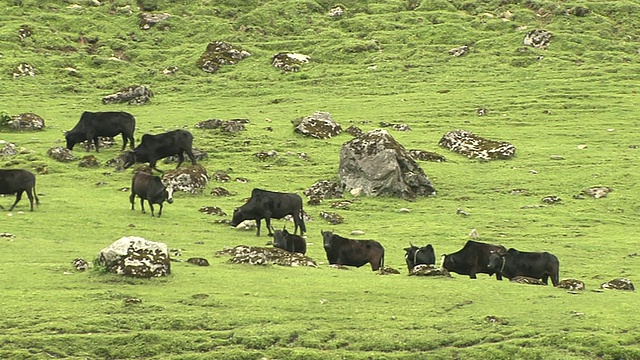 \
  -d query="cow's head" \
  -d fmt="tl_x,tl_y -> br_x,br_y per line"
272,228 -> 286,248
229,208 -> 245,227
122,150 -> 136,169
165,186 -> 174,204
65,131 -> 82,150
320,230 -> 334,248
487,252 -> 504,272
